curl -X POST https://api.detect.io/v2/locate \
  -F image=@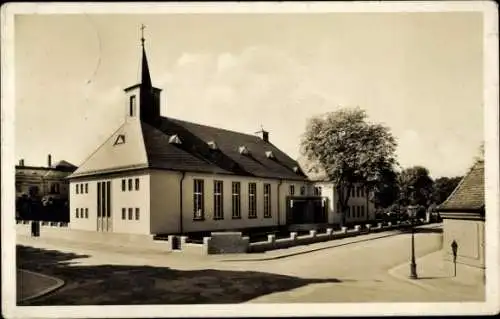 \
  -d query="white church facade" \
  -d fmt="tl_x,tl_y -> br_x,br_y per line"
68,35 -> 374,236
